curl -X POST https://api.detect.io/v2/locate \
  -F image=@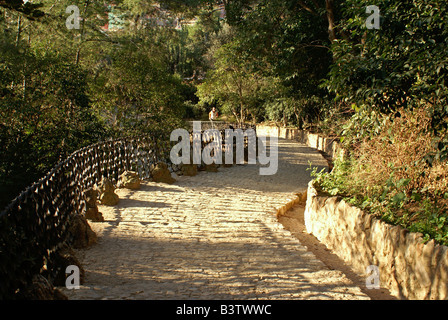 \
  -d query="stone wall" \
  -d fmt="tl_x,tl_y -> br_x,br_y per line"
255,125 -> 345,160
256,124 -> 448,300
304,181 -> 448,300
